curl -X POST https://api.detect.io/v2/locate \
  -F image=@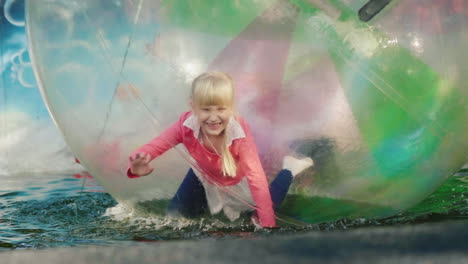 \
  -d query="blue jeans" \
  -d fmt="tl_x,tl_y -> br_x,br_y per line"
167,169 -> 293,217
